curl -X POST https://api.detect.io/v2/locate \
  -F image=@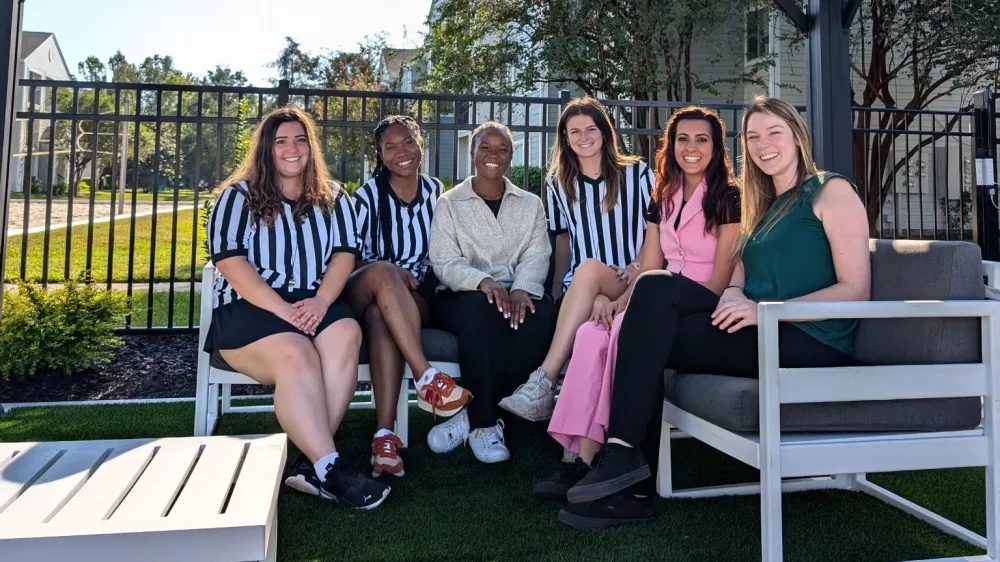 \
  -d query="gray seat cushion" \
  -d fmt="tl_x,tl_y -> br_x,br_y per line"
210,328 -> 460,373
665,239 -> 985,433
